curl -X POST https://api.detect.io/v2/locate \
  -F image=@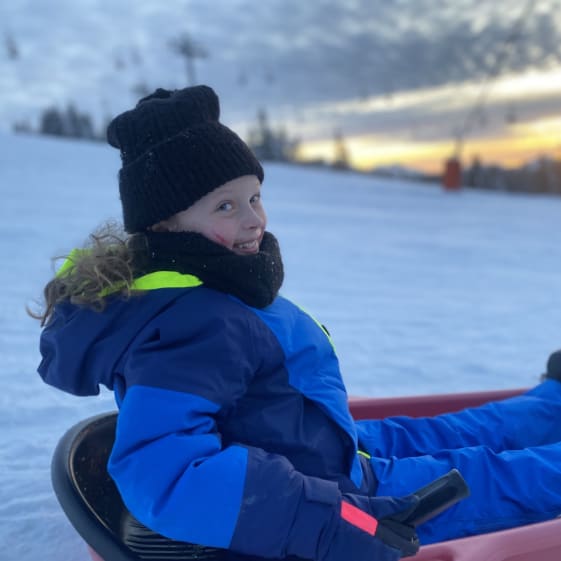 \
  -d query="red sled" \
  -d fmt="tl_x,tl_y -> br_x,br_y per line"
51,388 -> 561,561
